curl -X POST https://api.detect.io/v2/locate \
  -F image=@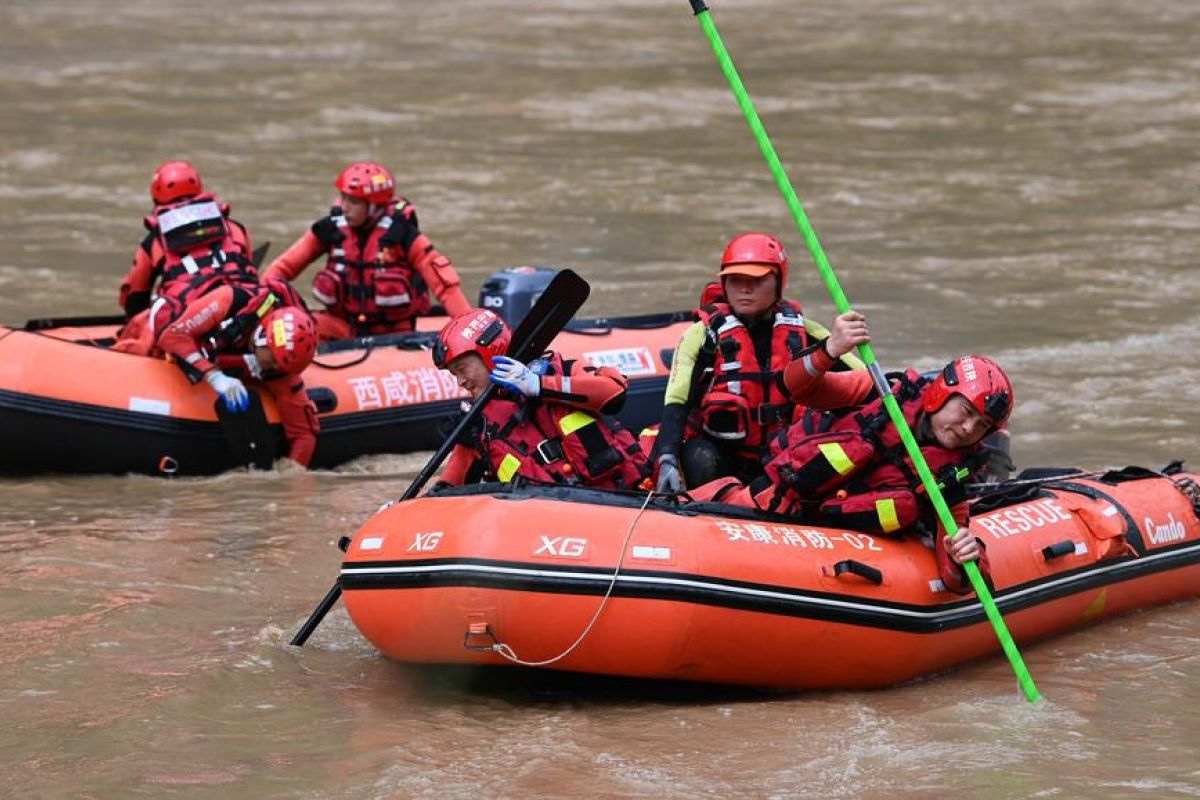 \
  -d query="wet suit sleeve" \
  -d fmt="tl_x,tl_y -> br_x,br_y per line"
264,375 -> 320,468
409,237 -> 471,317
934,502 -> 992,595
156,285 -> 237,378
782,341 -> 874,410
119,233 -> 159,318
262,230 -> 326,283
539,358 -> 628,415
656,322 -> 707,459
437,443 -> 478,488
